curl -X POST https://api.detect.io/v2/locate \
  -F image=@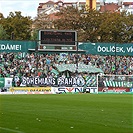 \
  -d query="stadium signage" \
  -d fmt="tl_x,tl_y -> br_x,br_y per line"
22,77 -> 56,86
9,87 -> 51,92
57,87 -> 82,93
21,77 -> 85,87
79,43 -> 133,56
57,77 -> 85,86
0,44 -> 21,50
56,87 -> 97,93
99,87 -> 131,93
97,46 -> 133,53
39,30 -> 77,46
0,40 -> 36,53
